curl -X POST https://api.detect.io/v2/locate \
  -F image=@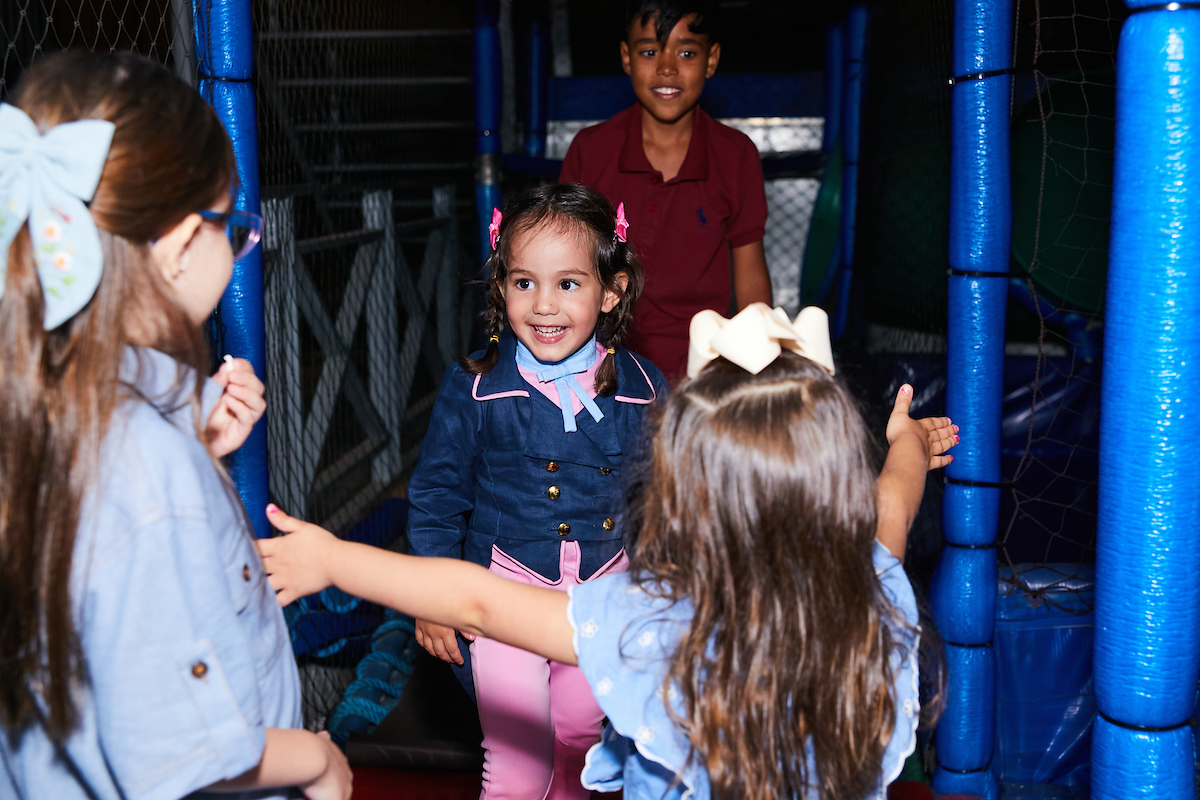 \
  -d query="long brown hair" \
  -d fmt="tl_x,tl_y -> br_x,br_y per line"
629,352 -> 905,800
463,183 -> 644,395
0,51 -> 236,742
